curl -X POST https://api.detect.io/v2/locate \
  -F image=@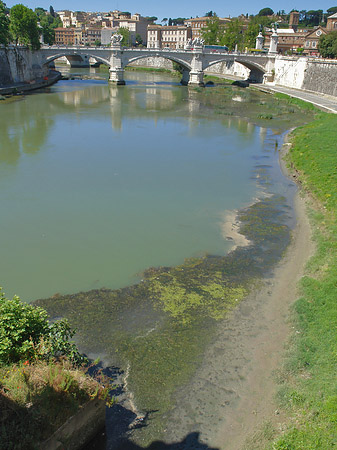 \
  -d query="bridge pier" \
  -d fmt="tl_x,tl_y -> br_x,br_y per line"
188,71 -> 204,86
180,68 -> 190,86
188,45 -> 205,86
109,41 -> 125,85
109,68 -> 125,85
